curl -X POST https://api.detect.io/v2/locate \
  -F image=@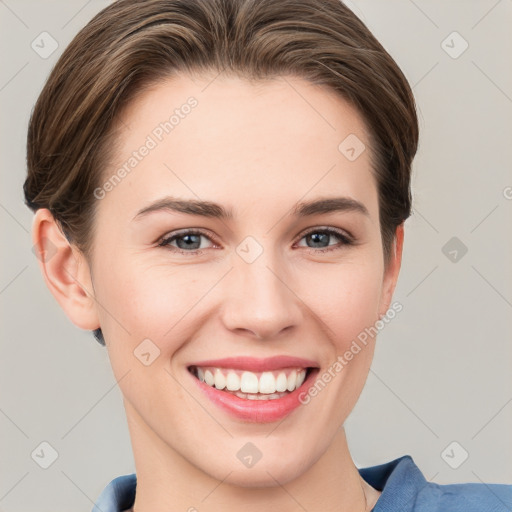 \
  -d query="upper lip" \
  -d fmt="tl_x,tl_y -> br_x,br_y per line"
189,355 -> 320,372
